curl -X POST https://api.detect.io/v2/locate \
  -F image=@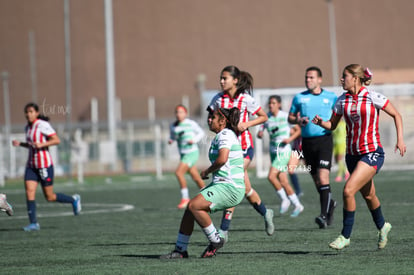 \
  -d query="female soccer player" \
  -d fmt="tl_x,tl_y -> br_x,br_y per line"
169,105 -> 205,209
312,64 -> 406,250
207,65 -> 274,241
257,95 -> 304,217
12,103 -> 81,231
161,107 -> 245,259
